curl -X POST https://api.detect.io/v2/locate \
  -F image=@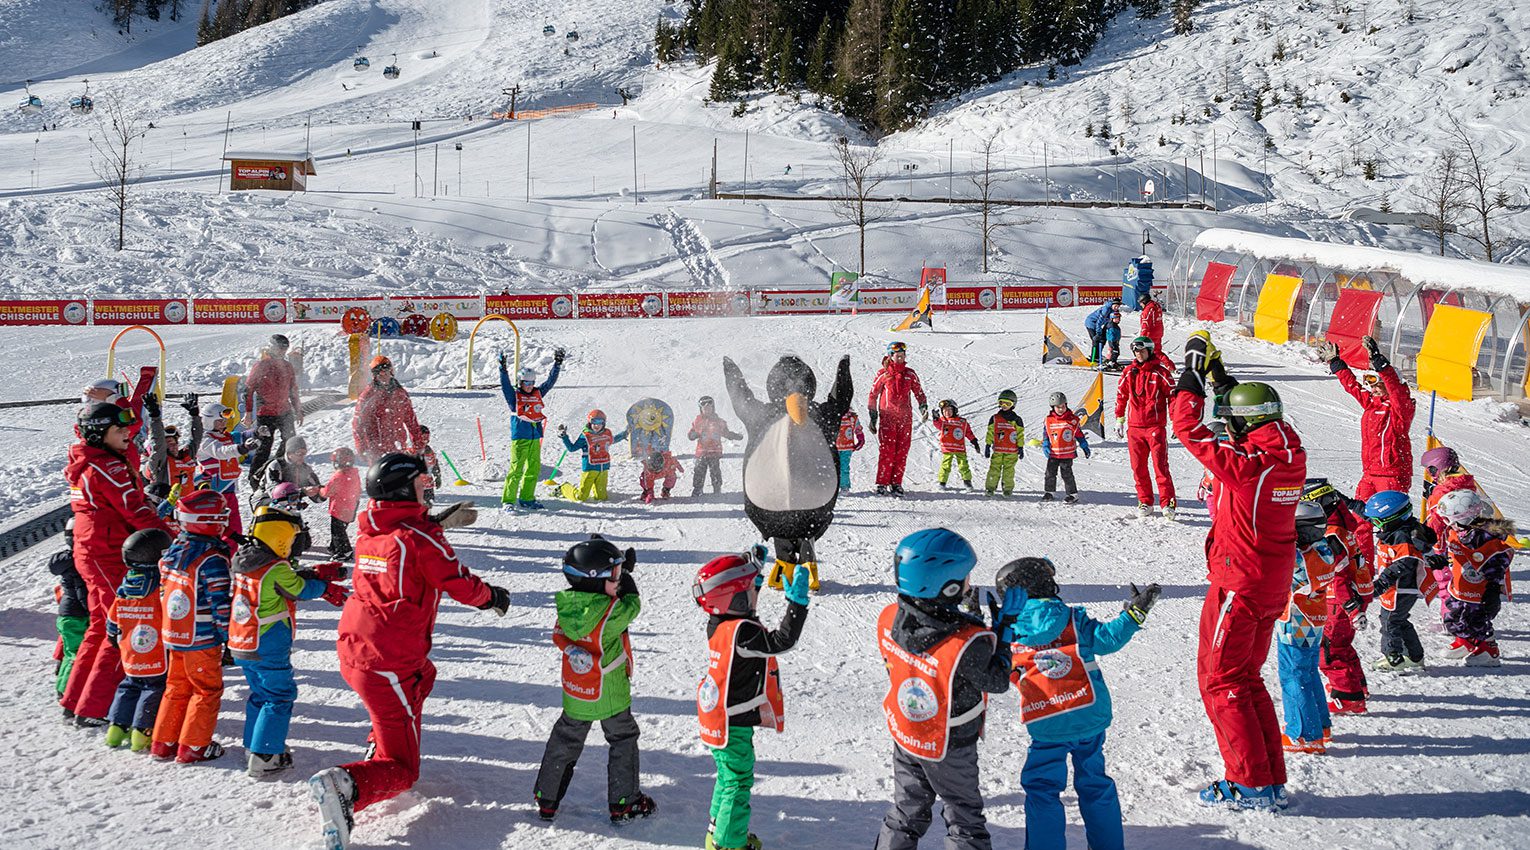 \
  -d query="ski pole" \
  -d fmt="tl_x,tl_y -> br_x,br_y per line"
441,450 -> 470,486
476,416 -> 488,461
